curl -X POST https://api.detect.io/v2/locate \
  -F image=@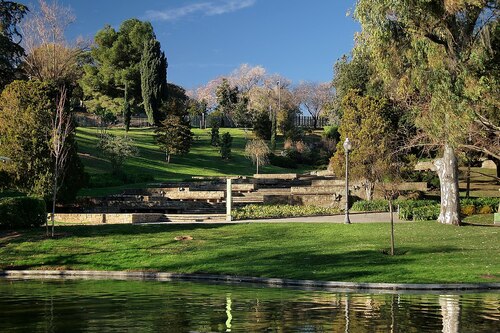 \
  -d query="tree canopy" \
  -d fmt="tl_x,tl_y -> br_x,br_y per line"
0,0 -> 27,90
